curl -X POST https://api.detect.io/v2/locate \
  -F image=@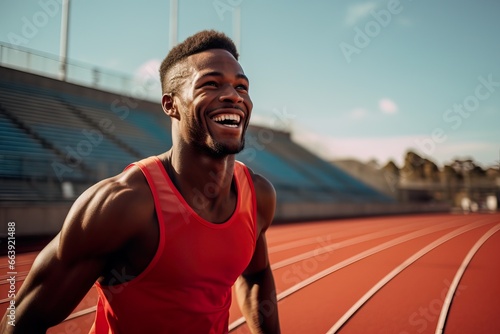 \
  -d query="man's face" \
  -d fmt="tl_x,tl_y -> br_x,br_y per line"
174,49 -> 253,157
